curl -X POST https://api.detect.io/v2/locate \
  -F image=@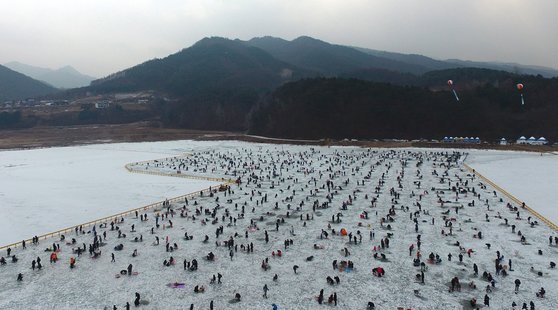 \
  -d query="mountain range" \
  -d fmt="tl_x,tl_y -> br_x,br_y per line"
4,61 -> 95,89
0,65 -> 57,102
87,36 -> 558,97
3,35 -> 558,140
354,47 -> 558,78
90,37 -> 308,95
4,35 -> 557,102
246,36 -> 558,77
246,36 -> 429,75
